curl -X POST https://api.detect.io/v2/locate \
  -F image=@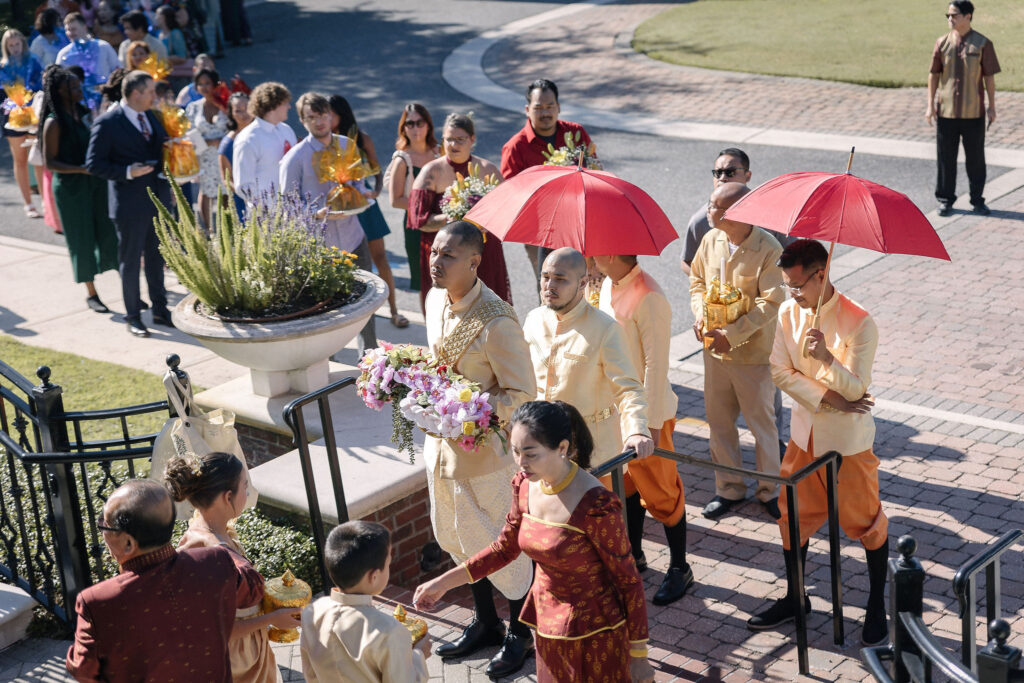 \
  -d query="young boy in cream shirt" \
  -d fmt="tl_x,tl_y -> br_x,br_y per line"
300,521 -> 430,683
